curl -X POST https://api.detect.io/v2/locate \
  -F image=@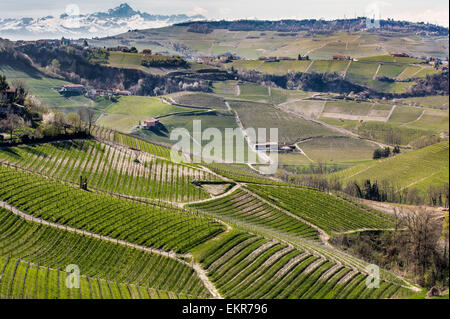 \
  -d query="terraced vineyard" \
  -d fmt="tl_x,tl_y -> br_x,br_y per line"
91,126 -> 172,158
0,138 -> 219,202
246,185 -> 395,234
198,231 -> 413,299
0,256 -> 201,299
0,208 -> 209,298
206,163 -> 289,185
189,188 -> 320,240
0,165 -> 224,253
